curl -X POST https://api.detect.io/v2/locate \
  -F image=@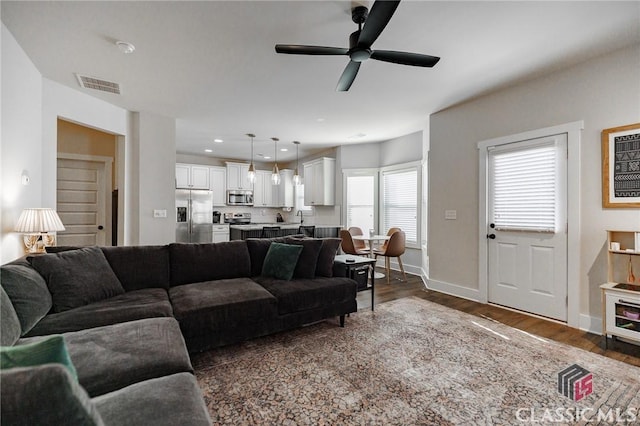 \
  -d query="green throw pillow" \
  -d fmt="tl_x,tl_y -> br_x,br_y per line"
0,335 -> 77,380
261,242 -> 304,281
